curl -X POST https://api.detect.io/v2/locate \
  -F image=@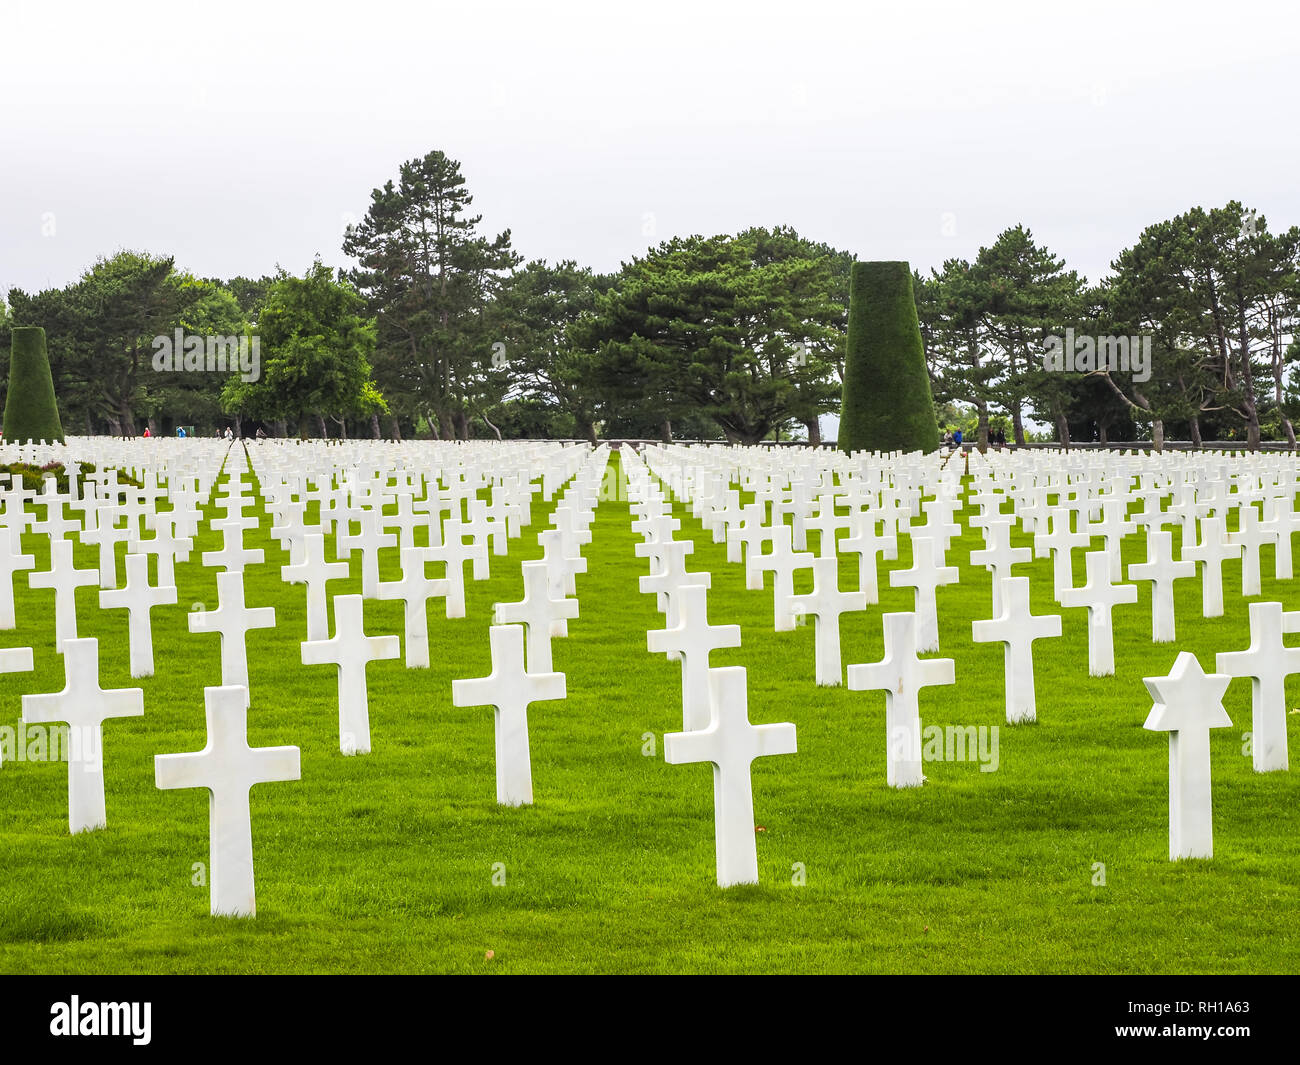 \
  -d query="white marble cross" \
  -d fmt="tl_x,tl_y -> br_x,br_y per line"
1182,515 -> 1240,618
663,666 -> 796,887
788,557 -> 867,686
99,552 -> 177,677
28,539 -> 99,651
494,560 -> 578,673
756,523 -> 814,631
155,684 -> 300,916
451,624 -> 566,806
282,532 -> 349,642
354,508 -> 397,598
971,576 -> 1061,723
1035,506 -> 1091,604
1143,652 -> 1233,860
1215,601 -> 1300,773
188,571 -> 277,705
1059,549 -> 1138,675
969,518 -> 1031,617
839,508 -> 897,604
22,637 -> 143,833
376,546 -> 447,668
131,511 -> 192,589
202,518 -> 265,574
301,594 -> 399,754
1127,529 -> 1196,643
648,582 -> 741,730
85,503 -> 131,589
847,612 -> 955,787
1227,502 -> 1274,598
889,534 -> 959,653
0,525 -> 35,629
